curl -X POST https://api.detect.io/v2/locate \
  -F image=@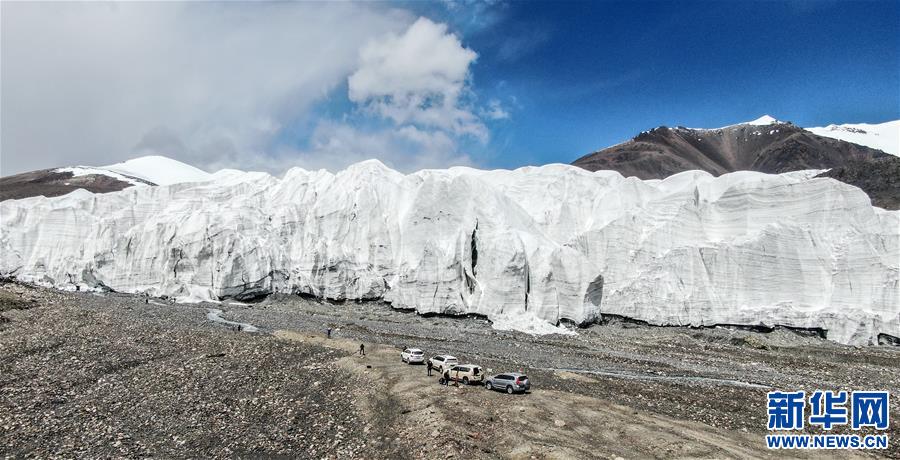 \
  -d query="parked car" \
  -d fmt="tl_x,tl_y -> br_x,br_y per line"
485,373 -> 531,394
400,348 -> 425,364
445,364 -> 484,385
428,355 -> 458,372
